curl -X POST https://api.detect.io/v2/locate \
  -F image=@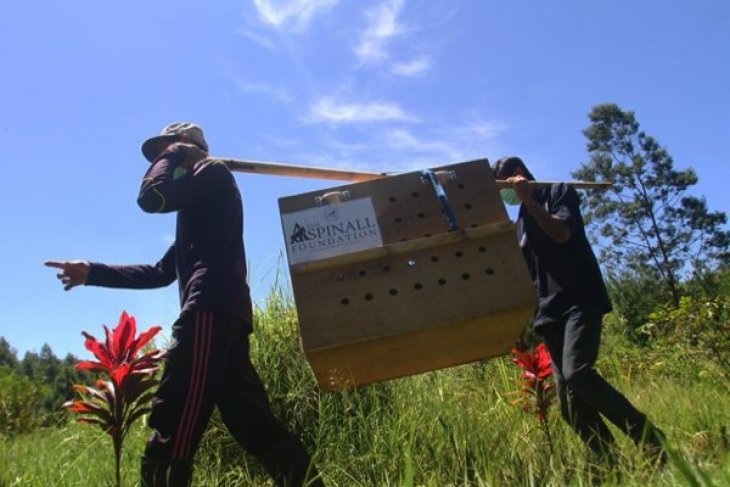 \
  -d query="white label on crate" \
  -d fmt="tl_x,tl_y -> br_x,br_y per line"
282,197 -> 382,265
